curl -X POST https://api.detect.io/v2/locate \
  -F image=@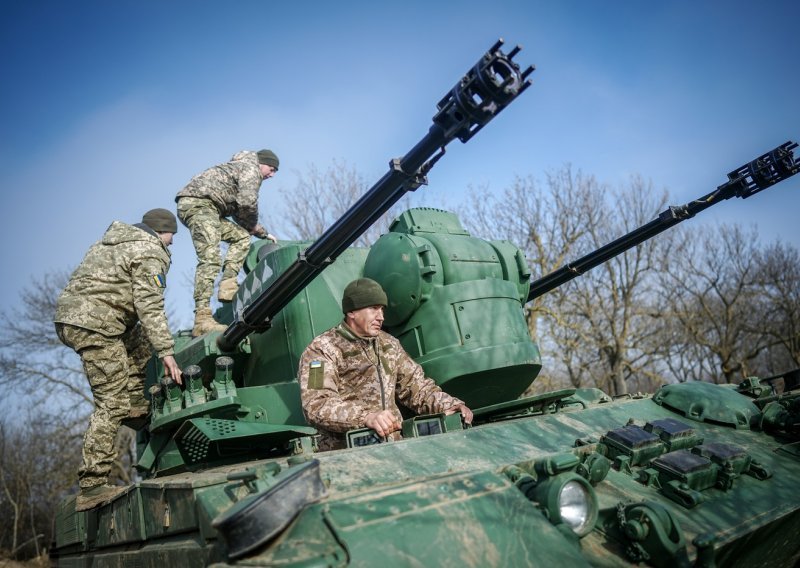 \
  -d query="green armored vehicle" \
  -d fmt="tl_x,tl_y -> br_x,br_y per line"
52,41 -> 800,567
